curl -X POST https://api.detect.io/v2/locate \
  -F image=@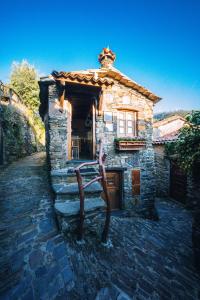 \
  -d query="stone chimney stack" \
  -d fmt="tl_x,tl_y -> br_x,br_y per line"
98,47 -> 116,68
